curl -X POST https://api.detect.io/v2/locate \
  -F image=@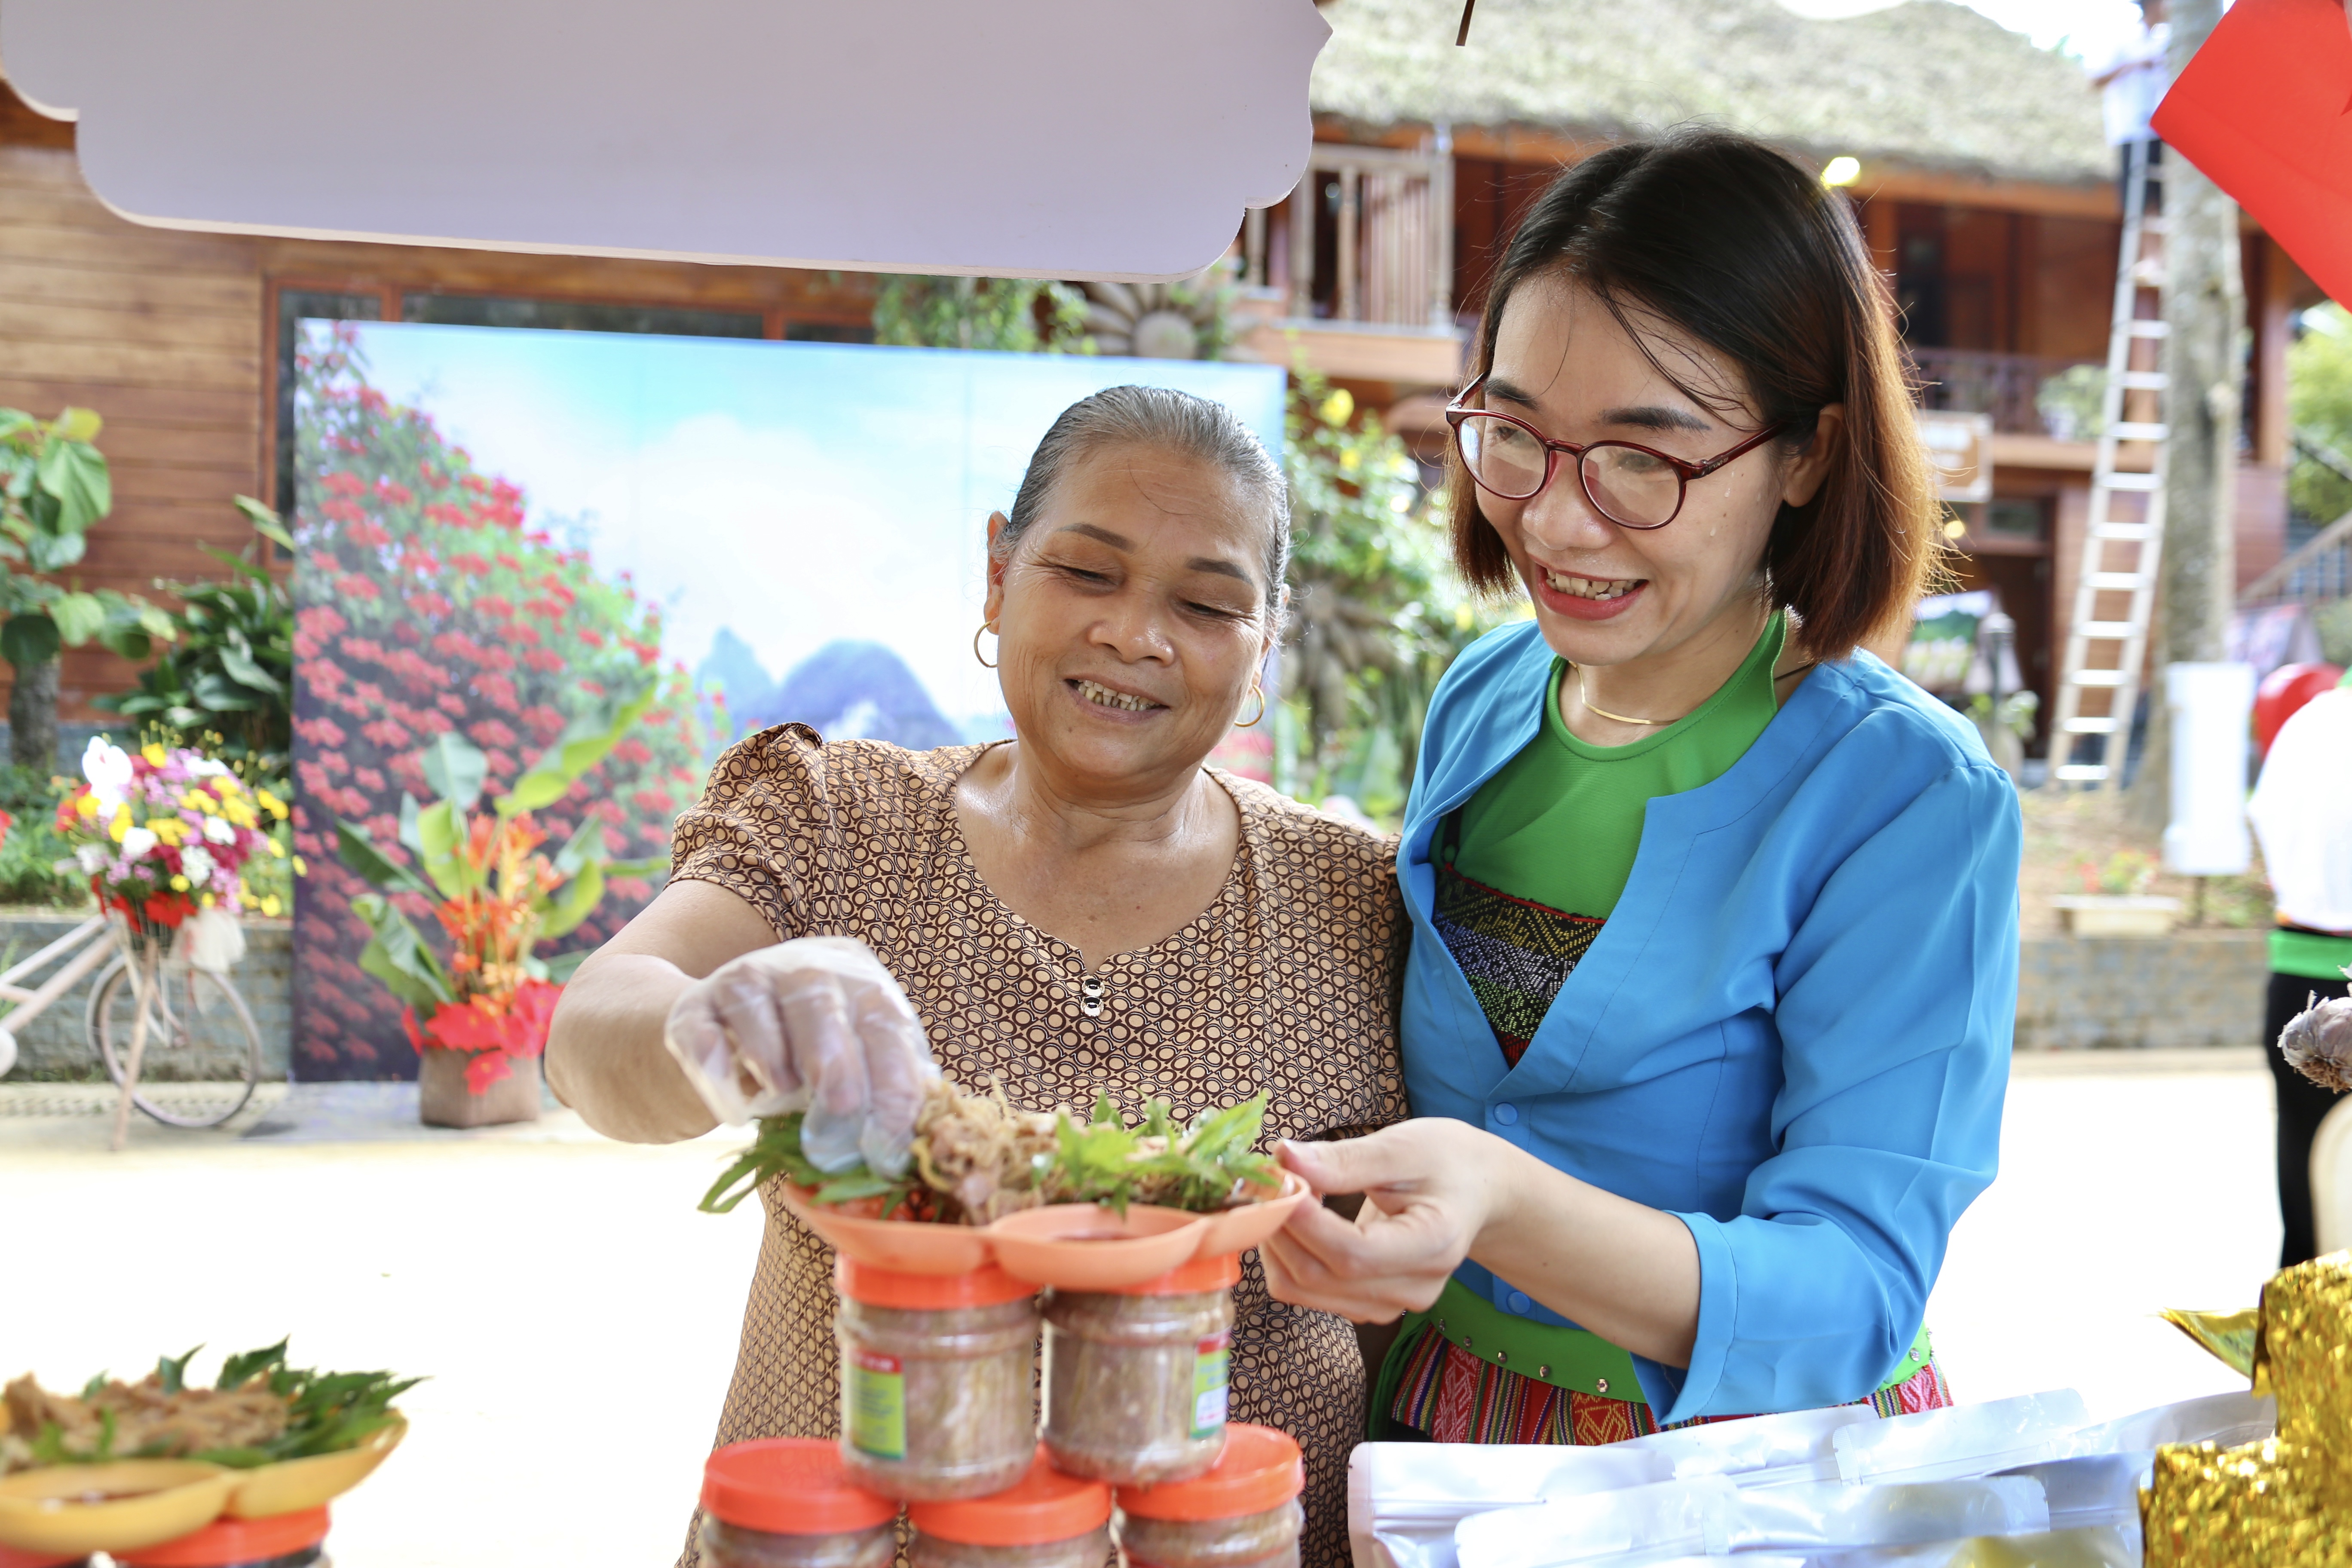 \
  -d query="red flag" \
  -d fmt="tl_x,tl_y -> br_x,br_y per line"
2152,0 -> 2352,304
